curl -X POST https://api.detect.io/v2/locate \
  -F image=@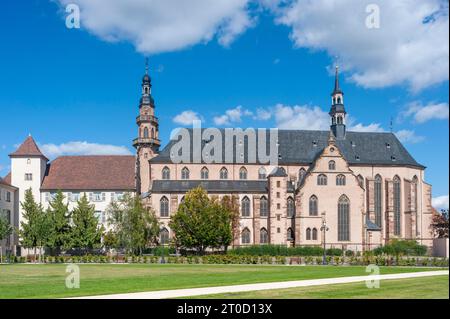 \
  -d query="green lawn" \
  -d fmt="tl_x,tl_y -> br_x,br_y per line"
0,264 -> 445,299
190,275 -> 449,299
